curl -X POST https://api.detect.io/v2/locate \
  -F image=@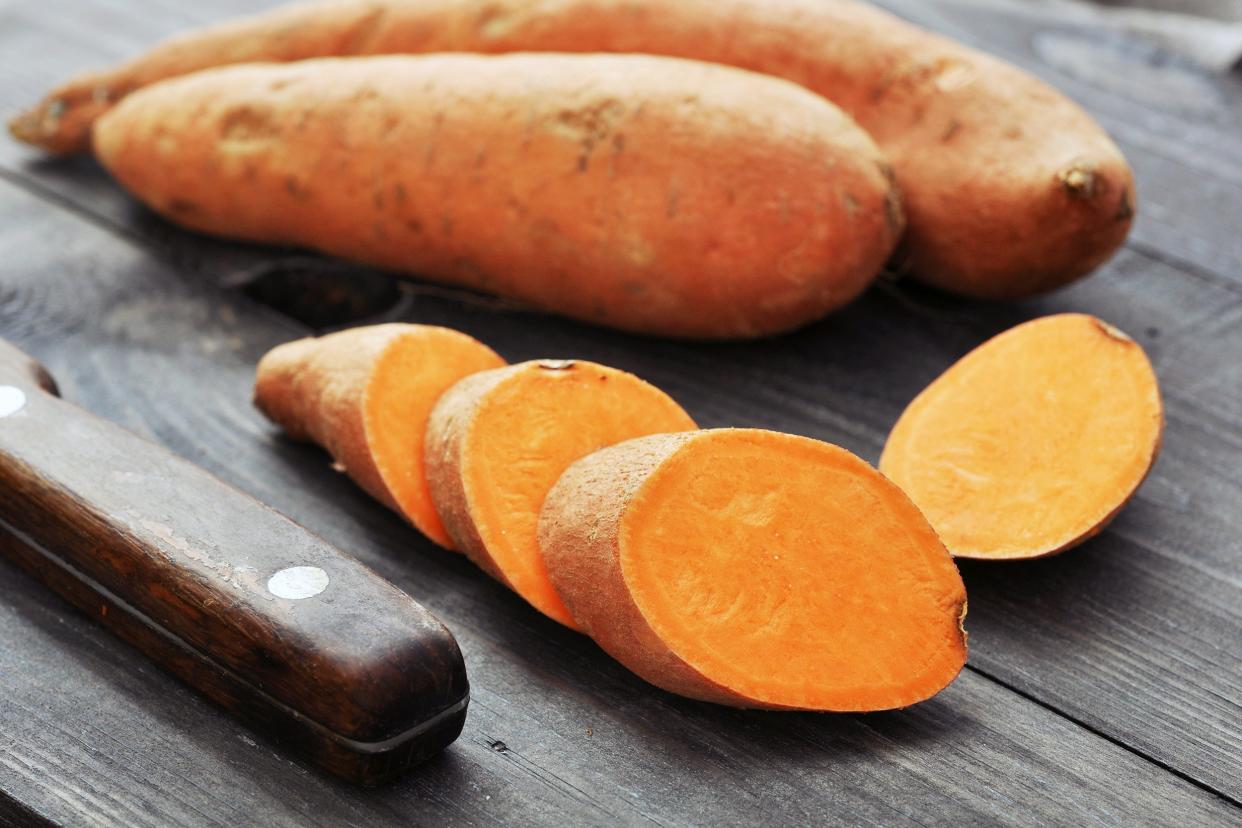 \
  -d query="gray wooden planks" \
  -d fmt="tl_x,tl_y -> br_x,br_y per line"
0,0 -> 1239,822
0,176 -> 1237,827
